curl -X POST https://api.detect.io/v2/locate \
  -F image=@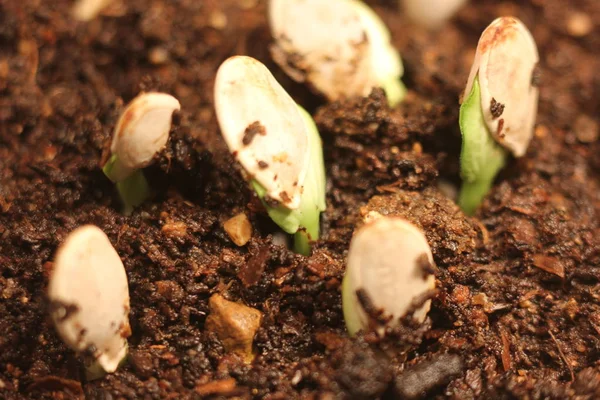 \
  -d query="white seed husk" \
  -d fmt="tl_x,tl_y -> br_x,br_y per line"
48,225 -> 131,373
401,0 -> 468,29
464,17 -> 539,157
109,92 -> 180,182
343,217 -> 435,336
214,56 -> 310,209
268,0 -> 403,102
